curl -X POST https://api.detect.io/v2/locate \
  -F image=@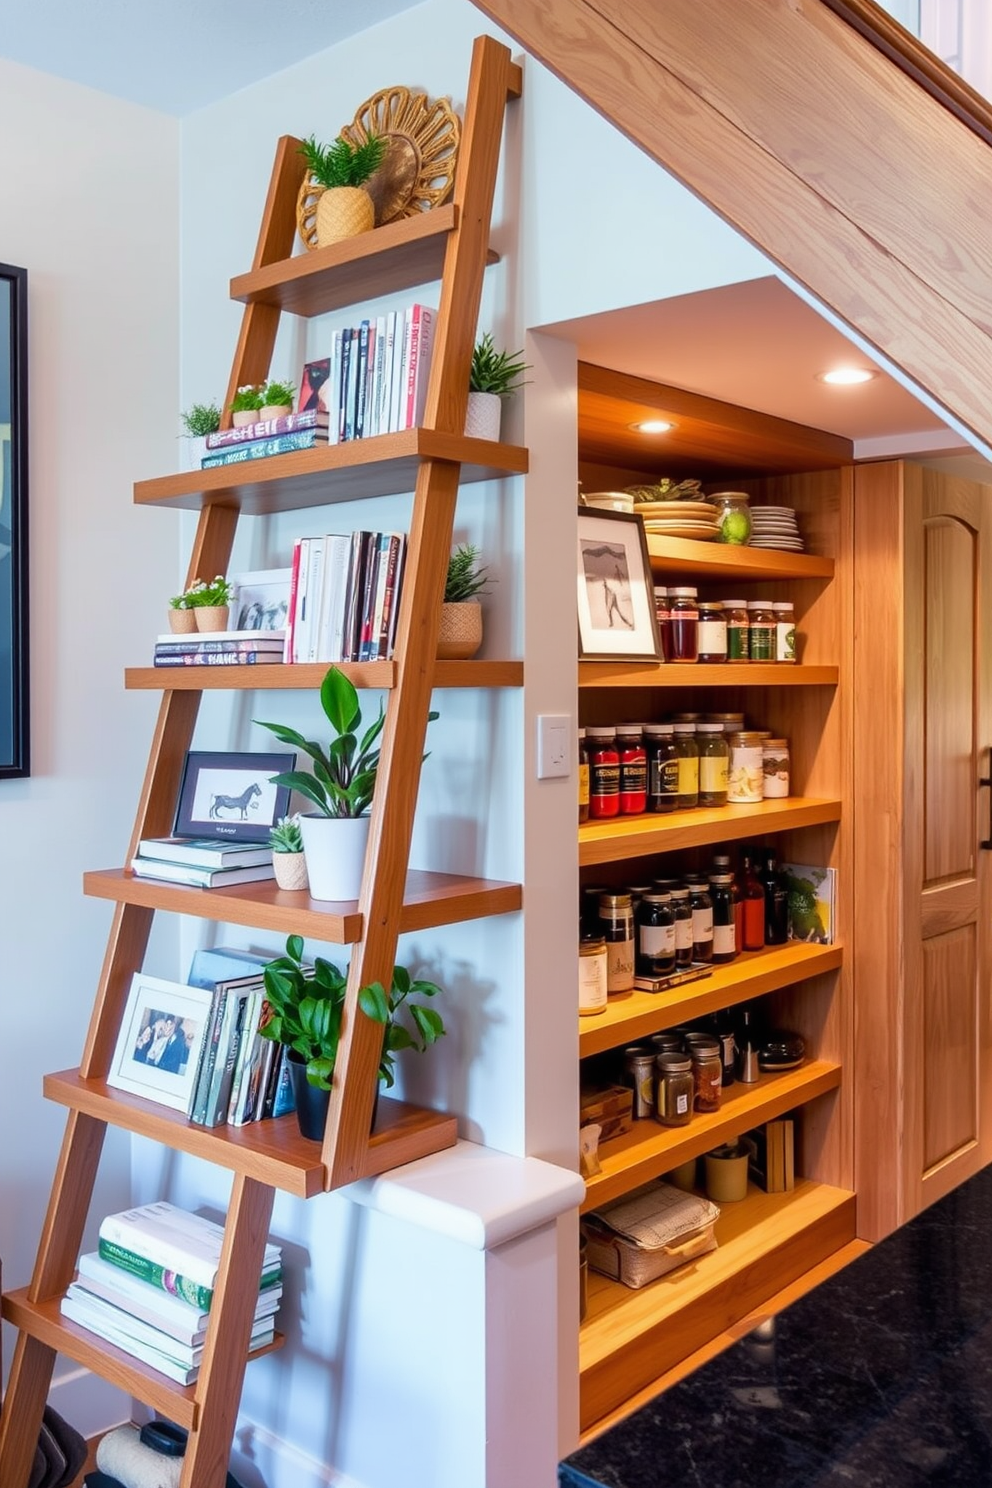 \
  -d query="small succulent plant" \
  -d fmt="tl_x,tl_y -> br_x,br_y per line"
299,133 -> 387,190
270,815 -> 305,854
172,575 -> 235,609
470,333 -> 530,397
